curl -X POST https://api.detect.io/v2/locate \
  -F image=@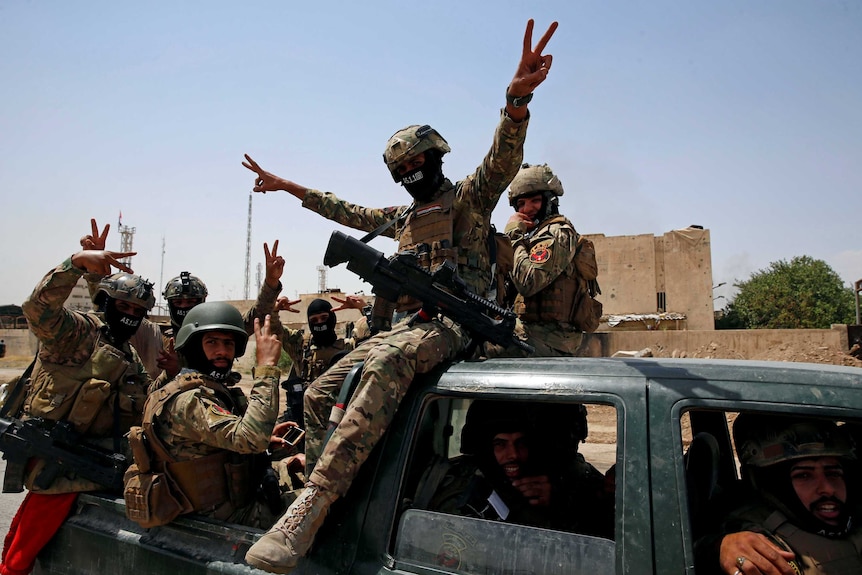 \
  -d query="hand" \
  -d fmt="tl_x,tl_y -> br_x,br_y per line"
243,154 -> 309,200
80,218 -> 110,251
511,474 -> 552,507
508,19 -> 558,99
264,240 -> 285,288
156,338 -> 180,379
331,295 -> 366,312
719,532 -> 797,575
507,212 -> 535,233
275,297 -> 302,314
70,250 -> 135,275
269,420 -> 299,448
255,315 -> 283,367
